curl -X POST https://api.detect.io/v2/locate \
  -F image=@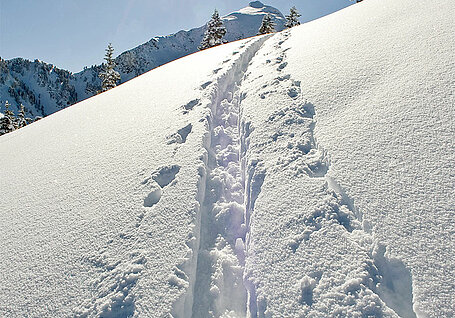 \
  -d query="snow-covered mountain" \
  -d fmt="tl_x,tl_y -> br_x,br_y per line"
1,0 -> 454,317
0,1 -> 285,118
